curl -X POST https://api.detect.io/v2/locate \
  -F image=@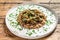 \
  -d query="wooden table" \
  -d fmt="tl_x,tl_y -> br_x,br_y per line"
0,0 -> 60,40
